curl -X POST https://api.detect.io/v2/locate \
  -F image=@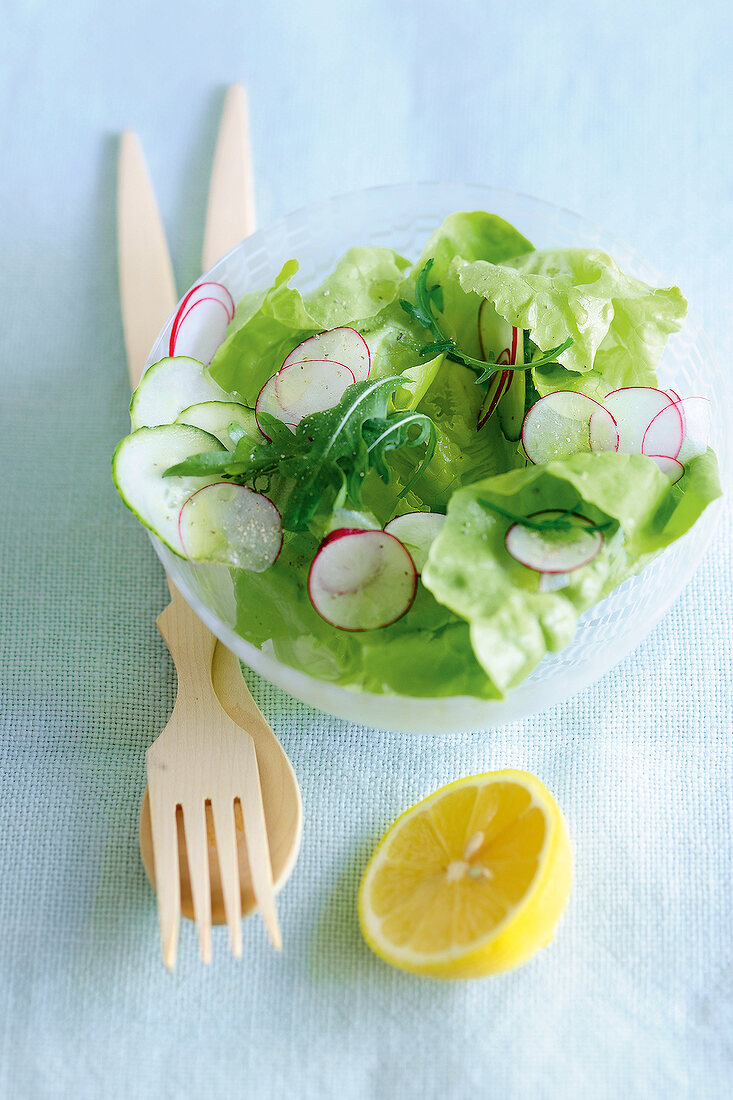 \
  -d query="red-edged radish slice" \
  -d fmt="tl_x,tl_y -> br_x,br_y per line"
505,511 -> 604,574
169,281 -> 235,355
255,376 -> 295,438
601,387 -> 674,453
383,512 -> 446,573
588,406 -> 619,452
188,280 -> 235,320
641,401 -> 684,460
319,526 -> 372,550
477,369 -> 512,430
178,482 -> 282,572
282,326 -> 371,381
308,530 -> 417,631
170,296 -> 230,363
522,391 -> 616,464
478,299 -> 514,361
646,455 -> 685,483
274,359 -> 355,424
666,388 -> 681,403
675,396 -> 712,463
